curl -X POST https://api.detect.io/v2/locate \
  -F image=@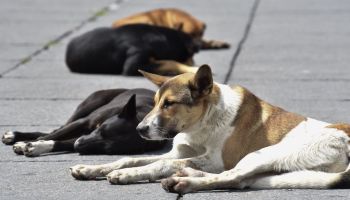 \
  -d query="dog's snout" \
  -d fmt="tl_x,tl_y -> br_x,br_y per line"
137,124 -> 149,136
